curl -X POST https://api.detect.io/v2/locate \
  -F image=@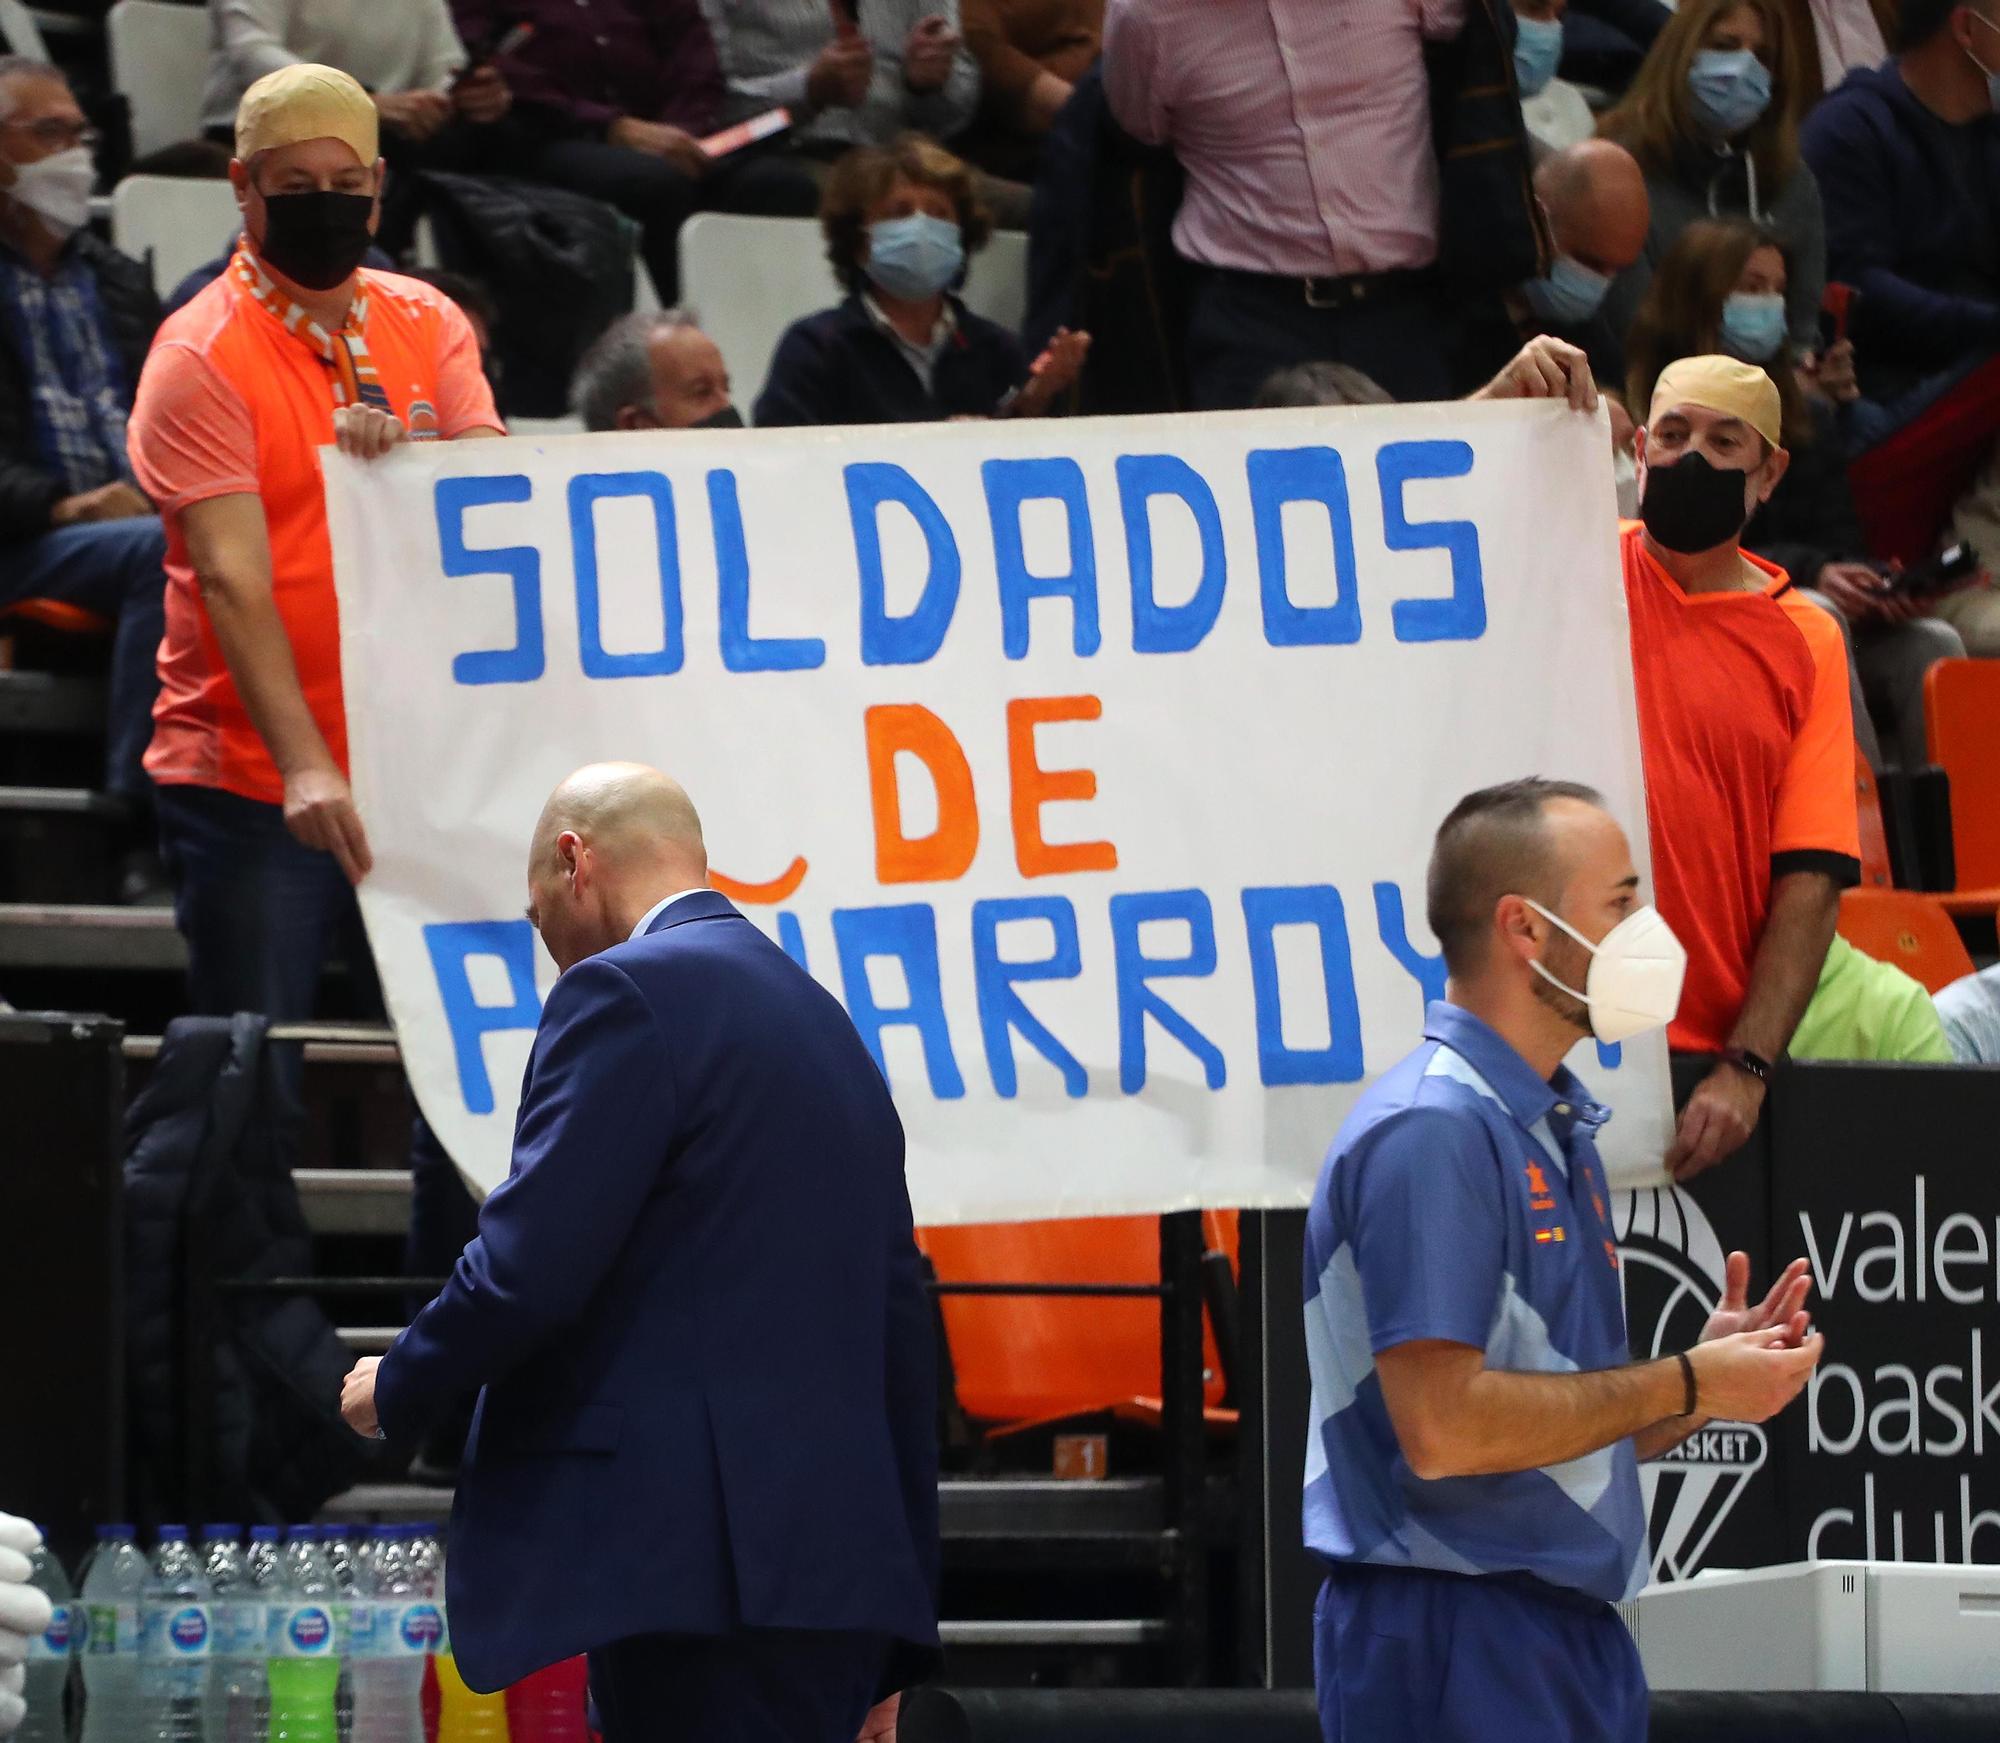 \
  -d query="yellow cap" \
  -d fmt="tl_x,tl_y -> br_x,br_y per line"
1649,355 -> 1783,449
235,64 -> 378,166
